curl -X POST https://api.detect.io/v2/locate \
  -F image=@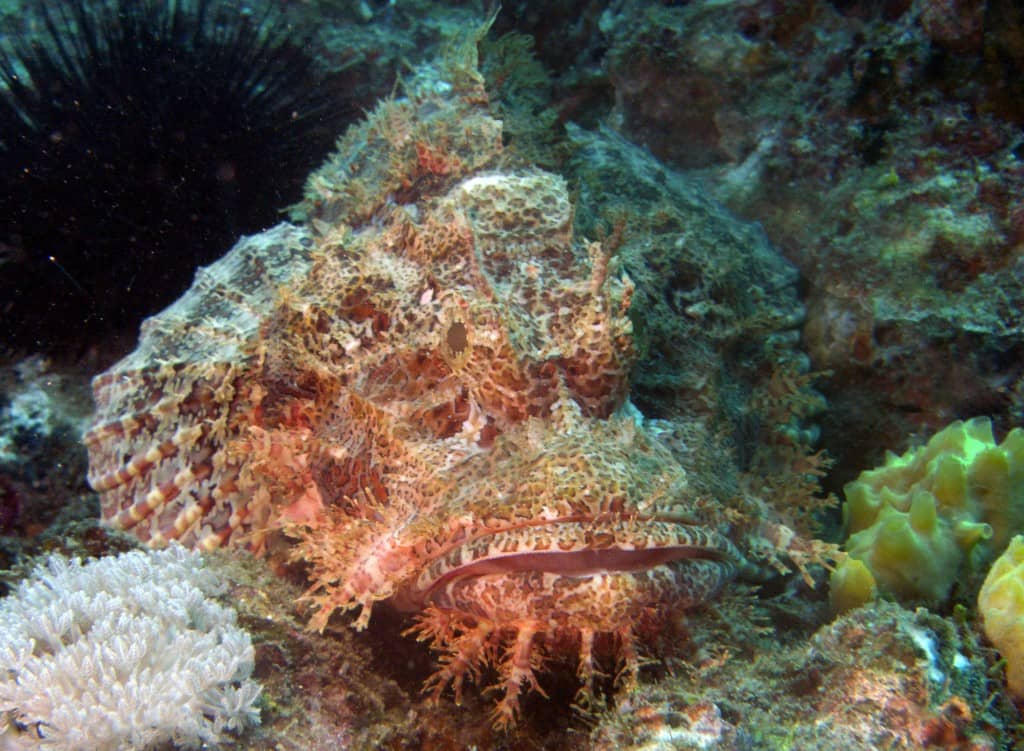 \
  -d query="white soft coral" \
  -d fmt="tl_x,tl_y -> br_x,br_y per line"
0,545 -> 260,751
